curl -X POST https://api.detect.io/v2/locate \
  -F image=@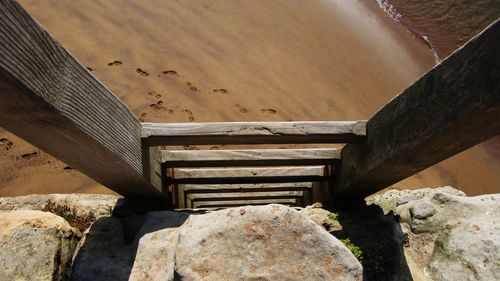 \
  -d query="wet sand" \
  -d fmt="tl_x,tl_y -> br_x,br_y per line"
0,0 -> 498,196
